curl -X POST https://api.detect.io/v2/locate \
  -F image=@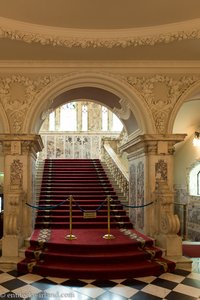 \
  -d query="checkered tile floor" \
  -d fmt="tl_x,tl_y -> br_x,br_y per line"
0,259 -> 199,299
